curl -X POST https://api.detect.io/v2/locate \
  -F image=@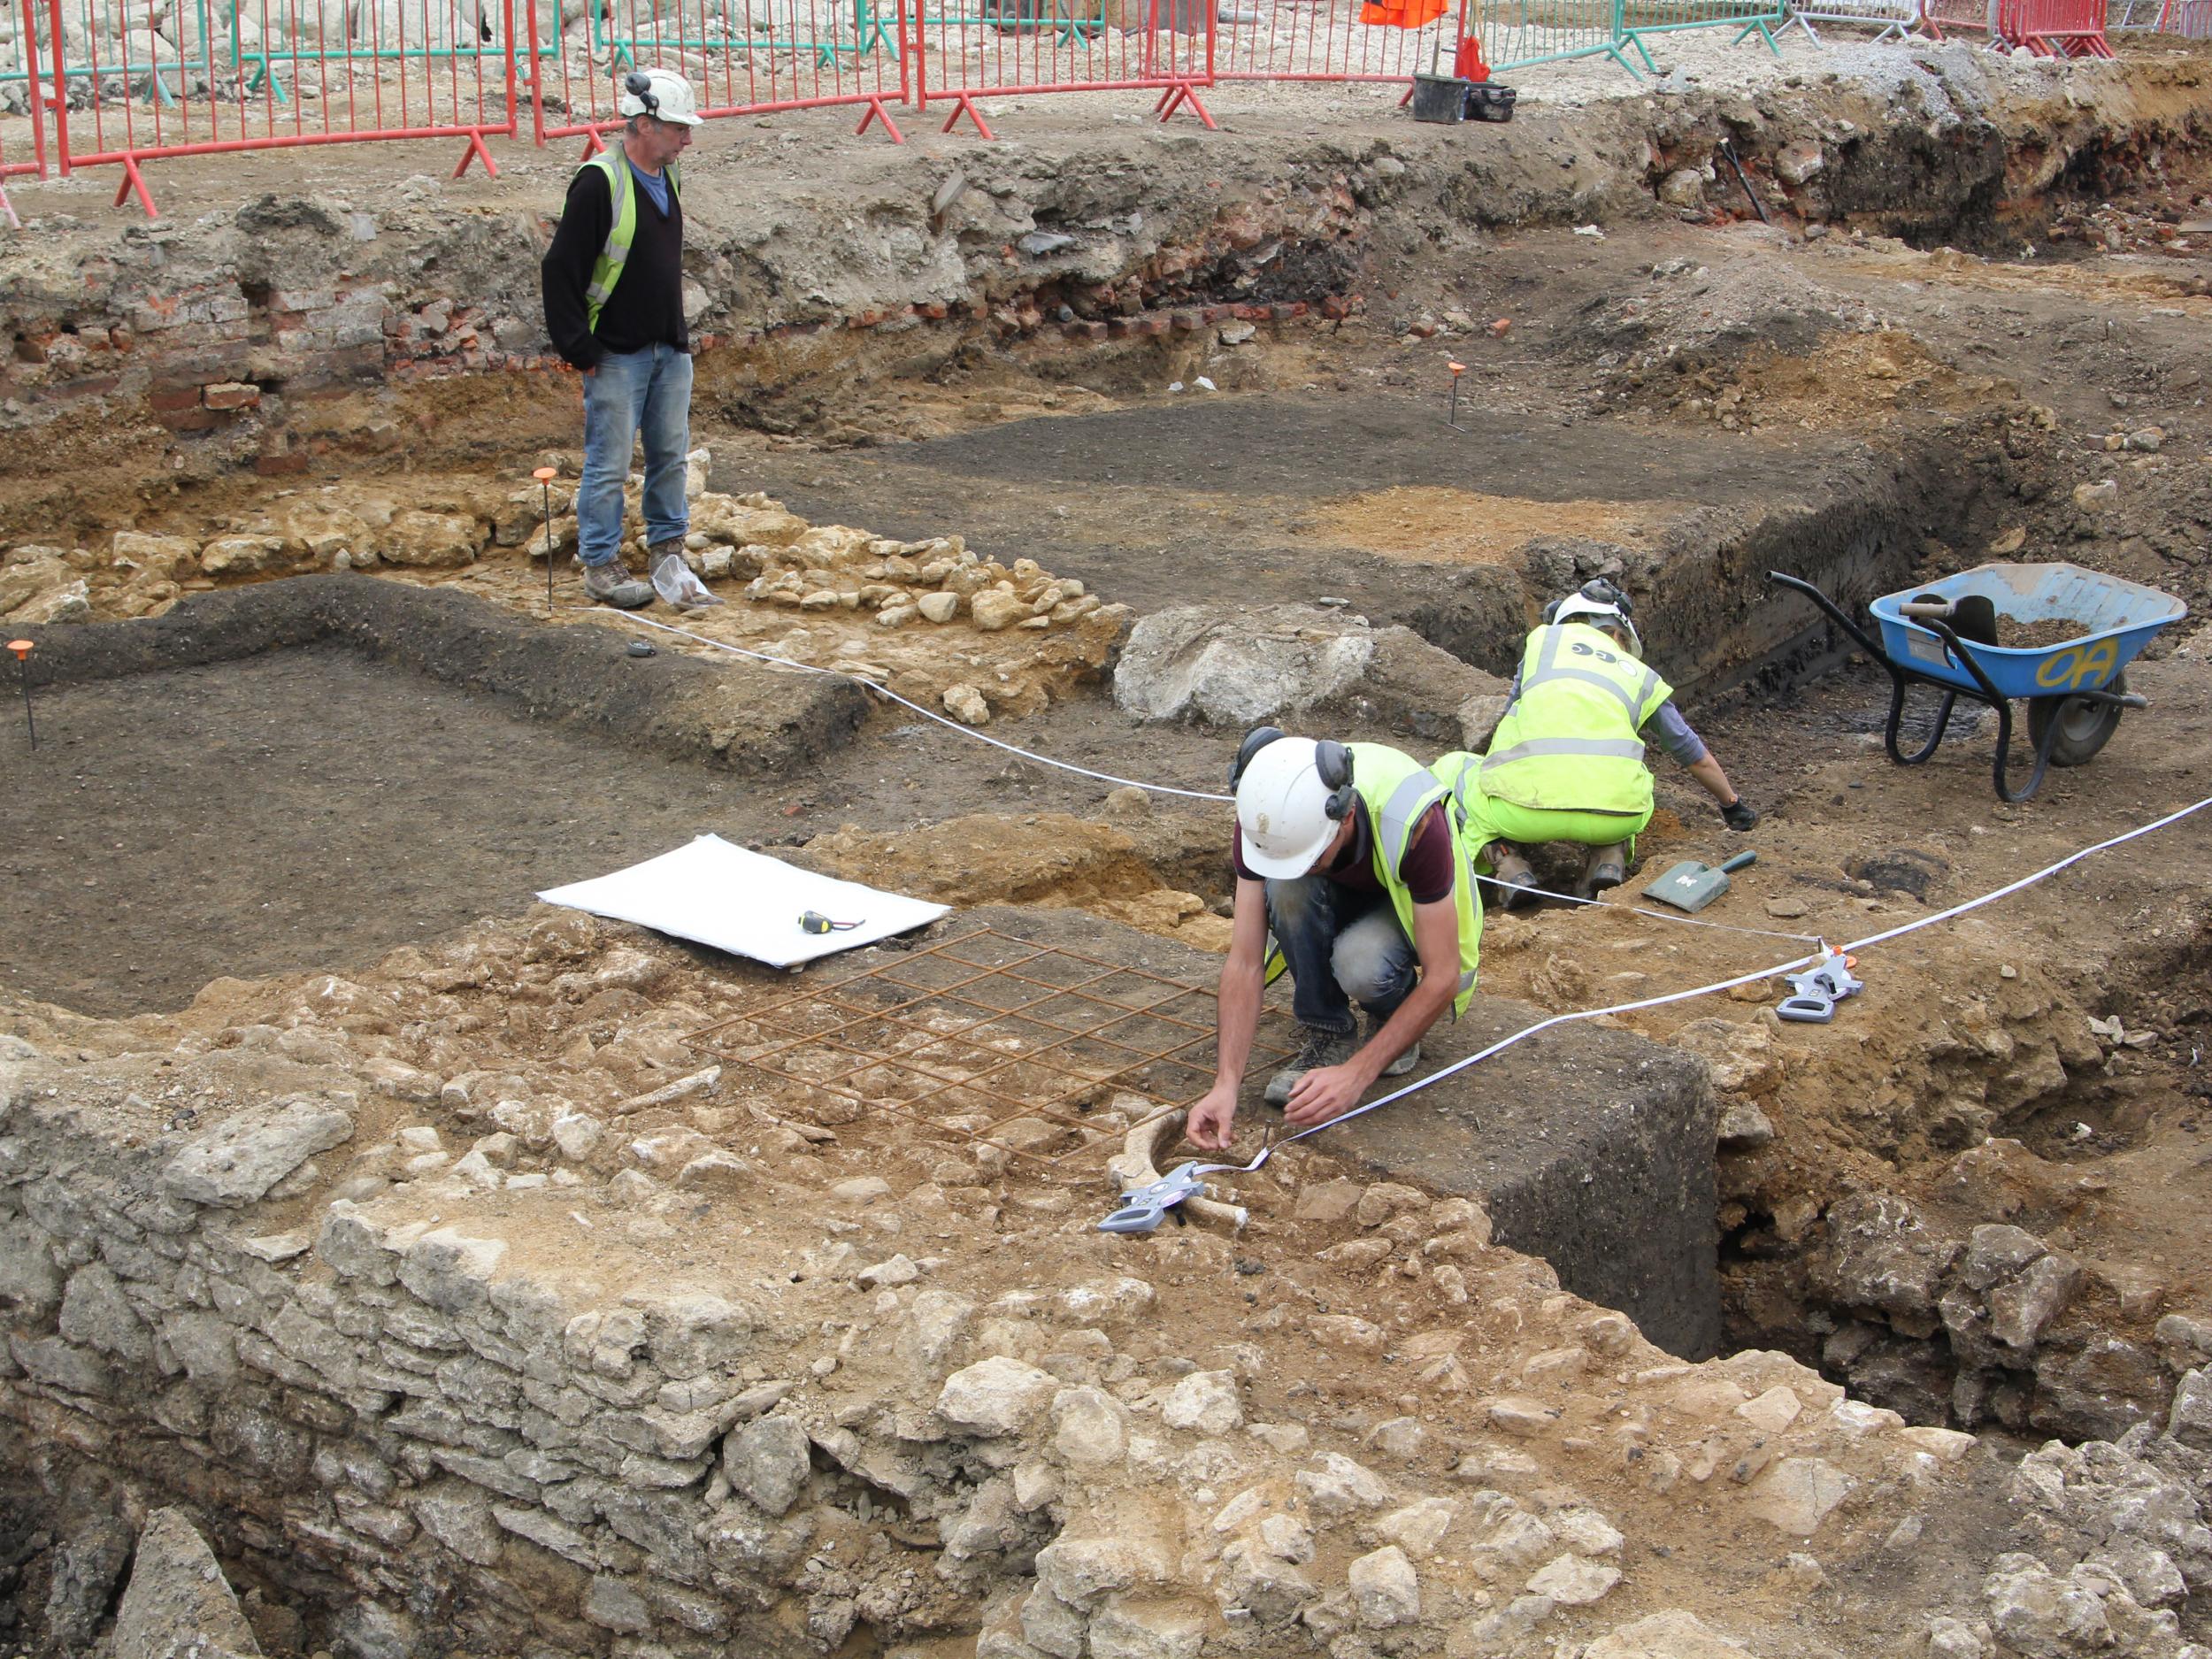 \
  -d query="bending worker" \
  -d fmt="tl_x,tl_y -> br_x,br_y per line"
1186,732 -> 1480,1150
541,69 -> 702,611
1435,580 -> 1756,904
